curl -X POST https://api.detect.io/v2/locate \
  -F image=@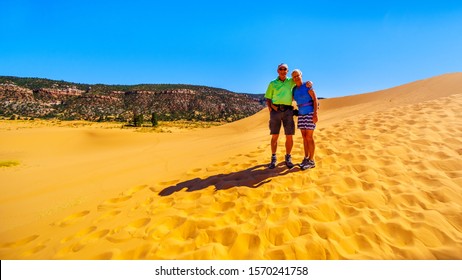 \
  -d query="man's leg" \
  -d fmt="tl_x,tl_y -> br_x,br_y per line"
285,135 -> 293,155
282,109 -> 295,168
284,134 -> 294,169
271,134 -> 279,154
268,134 -> 279,169
269,111 -> 282,169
